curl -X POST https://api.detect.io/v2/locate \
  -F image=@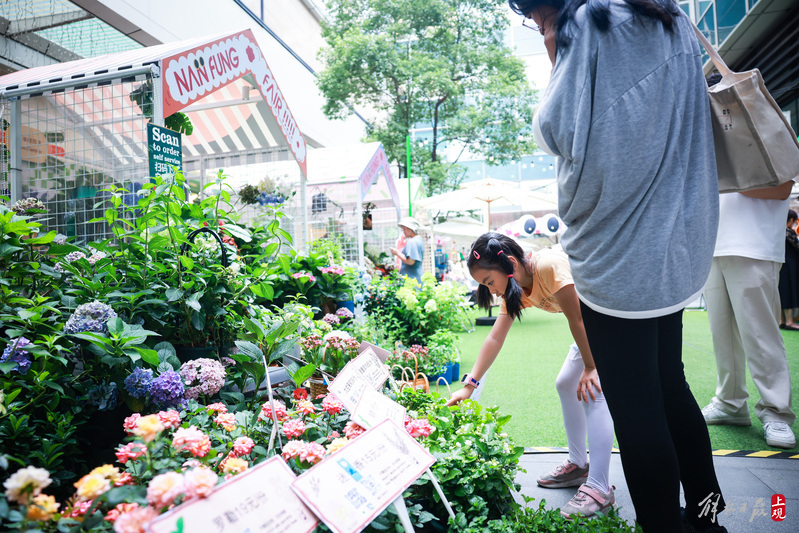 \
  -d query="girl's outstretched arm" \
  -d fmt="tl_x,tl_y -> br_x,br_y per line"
554,284 -> 602,402
446,312 -> 514,406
